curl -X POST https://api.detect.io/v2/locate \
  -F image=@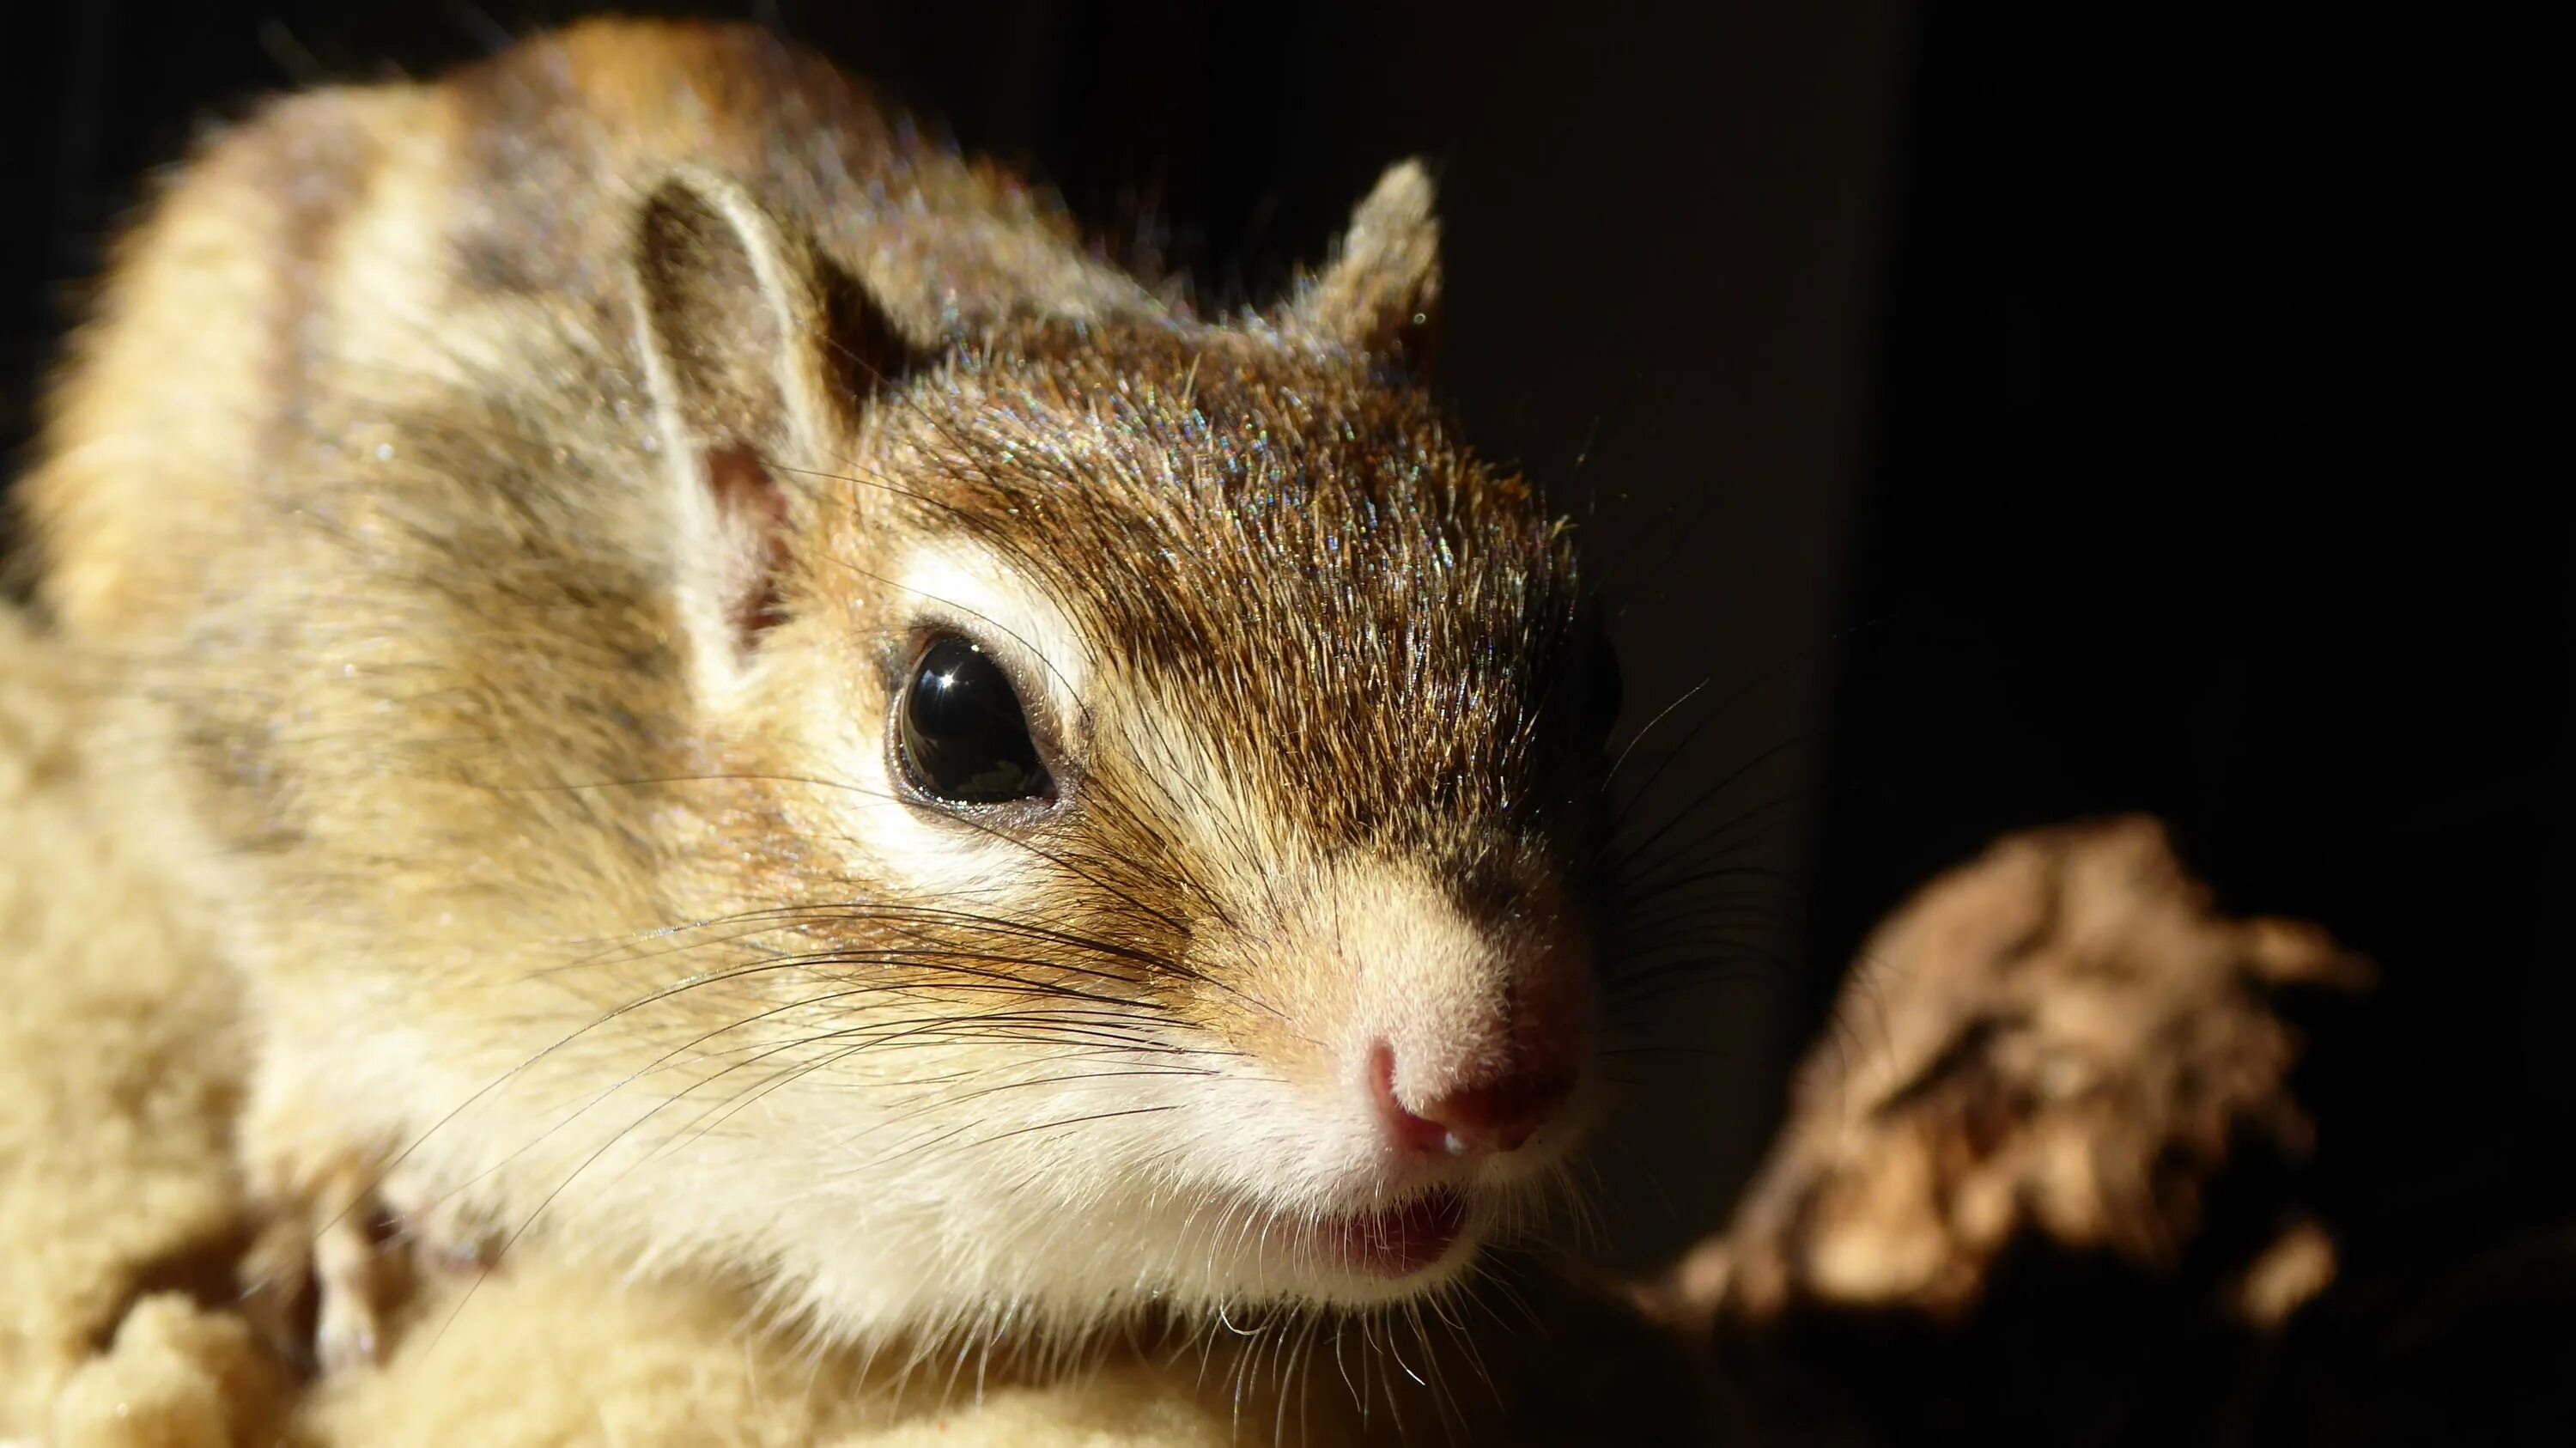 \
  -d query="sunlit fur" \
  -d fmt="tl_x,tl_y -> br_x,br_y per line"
20,17 -> 1612,1361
